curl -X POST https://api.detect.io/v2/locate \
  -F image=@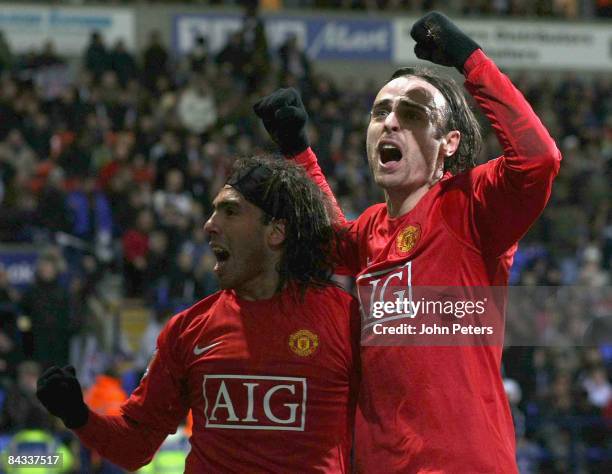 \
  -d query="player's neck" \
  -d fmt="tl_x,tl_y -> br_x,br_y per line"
234,269 -> 281,301
385,184 -> 431,218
